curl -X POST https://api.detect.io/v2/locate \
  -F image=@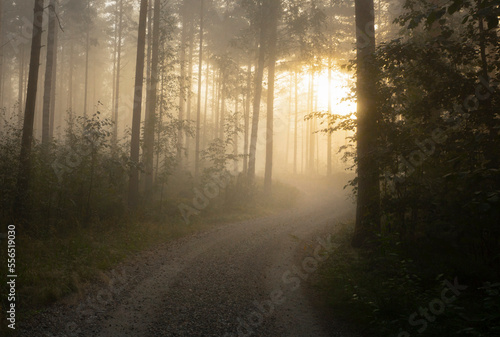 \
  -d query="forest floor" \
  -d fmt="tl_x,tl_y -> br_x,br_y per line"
16,176 -> 360,337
